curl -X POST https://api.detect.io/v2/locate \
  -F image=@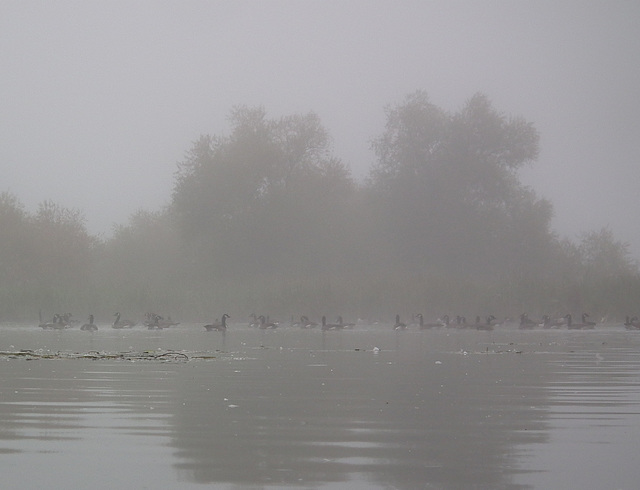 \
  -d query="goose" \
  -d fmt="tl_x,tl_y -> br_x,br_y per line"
564,313 -> 574,328
394,314 -> 407,330
336,316 -> 355,329
542,315 -> 567,328
49,313 -> 70,330
298,315 -> 318,328
248,314 -> 260,328
159,316 -> 179,328
113,312 -> 136,329
204,313 -> 230,331
144,312 -> 165,328
580,313 -> 596,329
454,315 -> 468,329
519,313 -> 537,329
146,314 -> 180,329
81,314 -> 98,331
417,313 -> 448,329
144,313 -> 162,329
321,315 -> 343,330
39,311 -> 60,329
565,313 -> 595,330
475,315 -> 495,331
63,313 -> 78,325
258,315 -> 278,329
624,316 -> 640,330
